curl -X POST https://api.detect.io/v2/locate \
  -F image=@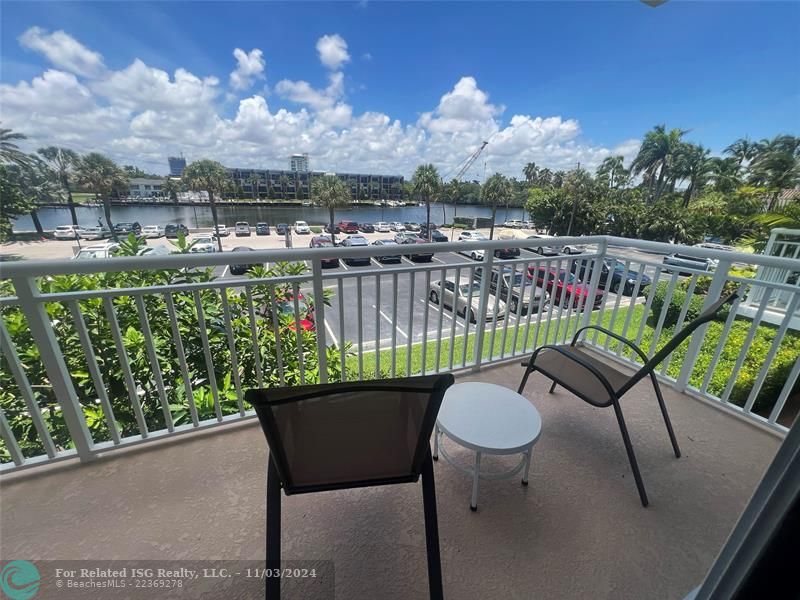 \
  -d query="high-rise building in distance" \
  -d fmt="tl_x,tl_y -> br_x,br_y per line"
168,155 -> 187,177
289,153 -> 309,172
